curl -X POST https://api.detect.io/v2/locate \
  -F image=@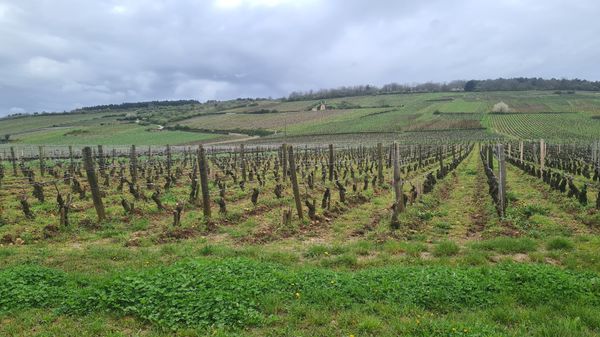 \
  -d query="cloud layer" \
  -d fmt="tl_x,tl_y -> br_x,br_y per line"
1,0 -> 599,114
